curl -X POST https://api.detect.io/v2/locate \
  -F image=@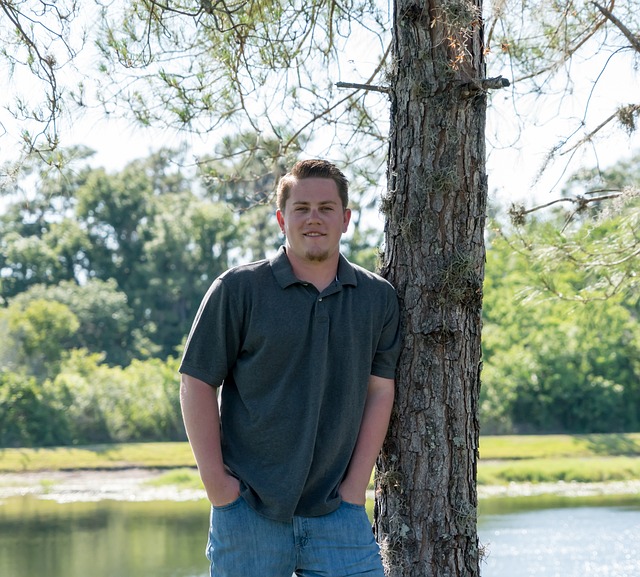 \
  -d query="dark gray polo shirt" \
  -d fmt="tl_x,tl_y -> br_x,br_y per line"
179,246 -> 401,522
